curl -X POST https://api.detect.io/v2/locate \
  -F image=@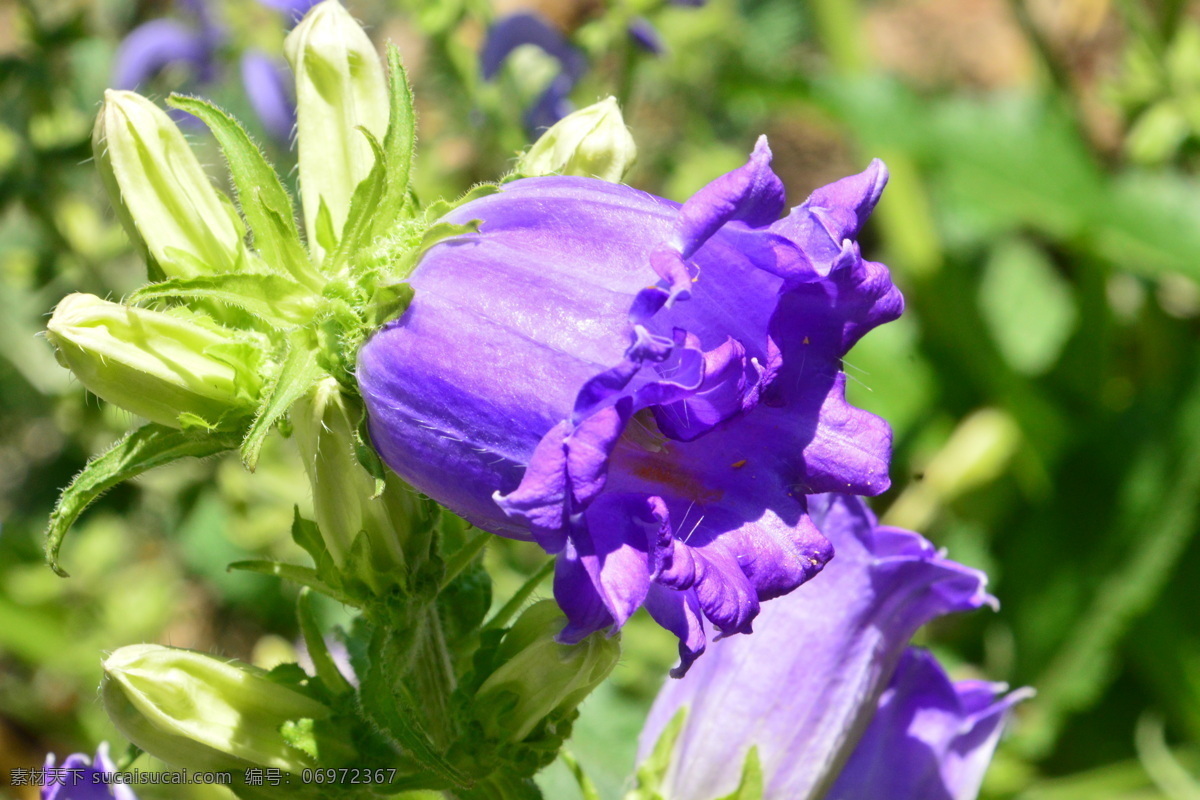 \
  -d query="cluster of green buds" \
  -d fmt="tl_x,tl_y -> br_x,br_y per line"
45,0 -> 639,791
